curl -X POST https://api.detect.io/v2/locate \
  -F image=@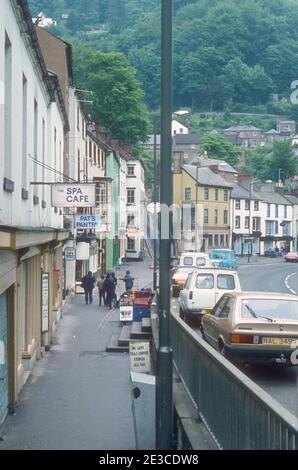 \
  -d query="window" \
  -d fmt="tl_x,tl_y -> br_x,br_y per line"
127,237 -> 135,251
267,204 -> 271,217
4,33 -> 12,178
196,257 -> 207,266
235,216 -> 240,229
204,208 -> 208,224
217,275 -> 235,290
235,199 -> 240,210
95,182 -> 106,206
252,218 -> 260,231
224,210 -> 228,225
127,214 -> 135,227
284,205 -> 288,219
204,188 -> 209,200
224,190 -> 228,201
127,188 -> 135,204
245,216 -> 249,229
214,234 -> 219,247
275,204 -> 279,218
22,74 -> 27,188
215,188 -> 219,200
183,257 -> 194,266
185,188 -> 191,200
274,220 -> 279,234
218,297 -> 234,318
208,235 -> 213,248
127,165 -> 135,177
283,222 -> 291,236
245,200 -> 249,211
196,274 -> 214,289
213,296 -> 228,318
254,200 -> 259,211
214,209 -> 218,225
220,234 -> 224,247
